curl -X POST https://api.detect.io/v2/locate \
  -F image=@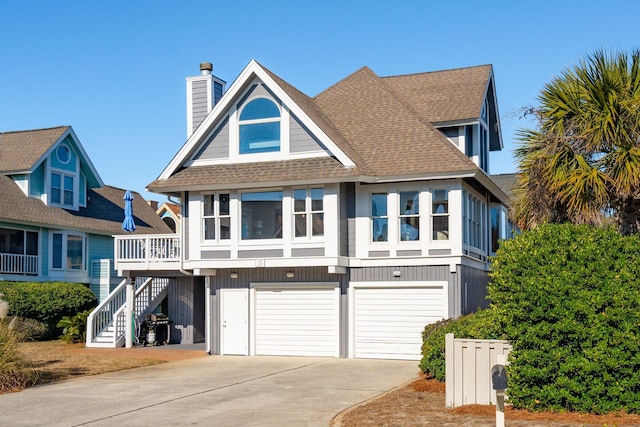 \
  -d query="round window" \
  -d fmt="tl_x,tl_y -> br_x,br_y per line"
57,144 -> 70,163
